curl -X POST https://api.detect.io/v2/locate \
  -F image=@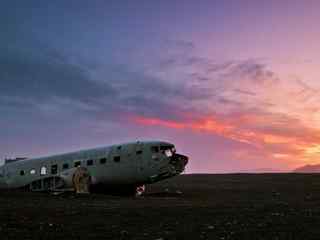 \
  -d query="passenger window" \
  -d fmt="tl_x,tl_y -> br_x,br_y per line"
151,146 -> 159,153
136,150 -> 143,155
114,156 -> 120,162
20,170 -> 25,176
30,169 -> 36,175
51,164 -> 58,175
87,159 -> 94,166
117,145 -> 122,150
40,166 -> 47,175
62,163 -> 69,169
74,161 -> 81,167
100,158 -> 107,164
